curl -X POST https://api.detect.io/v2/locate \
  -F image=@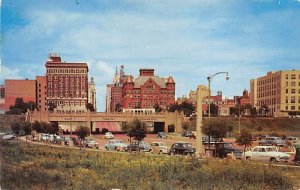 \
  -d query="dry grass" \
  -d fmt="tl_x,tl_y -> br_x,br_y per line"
1,140 -> 299,190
